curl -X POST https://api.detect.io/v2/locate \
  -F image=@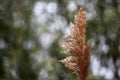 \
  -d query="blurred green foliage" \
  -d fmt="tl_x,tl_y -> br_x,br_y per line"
0,0 -> 120,80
